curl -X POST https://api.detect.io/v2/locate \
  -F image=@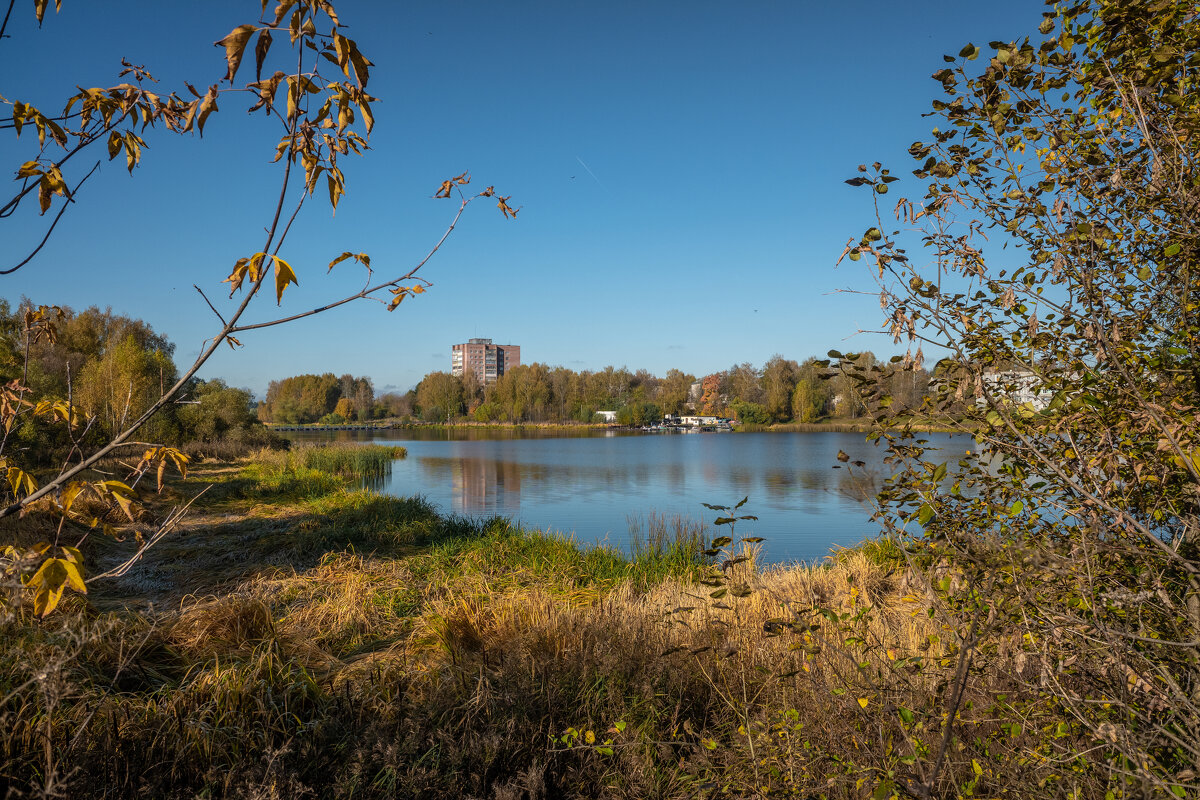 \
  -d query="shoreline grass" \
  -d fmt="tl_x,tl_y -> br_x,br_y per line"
0,448 -> 1110,799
